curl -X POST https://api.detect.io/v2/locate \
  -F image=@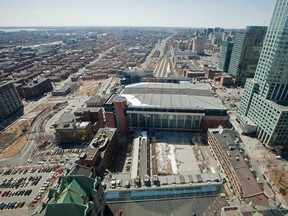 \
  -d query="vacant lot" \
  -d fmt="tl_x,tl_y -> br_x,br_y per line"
0,135 -> 27,159
73,80 -> 103,96
266,169 -> 288,204
30,103 -> 54,113
0,103 -> 54,158
0,119 -> 32,155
